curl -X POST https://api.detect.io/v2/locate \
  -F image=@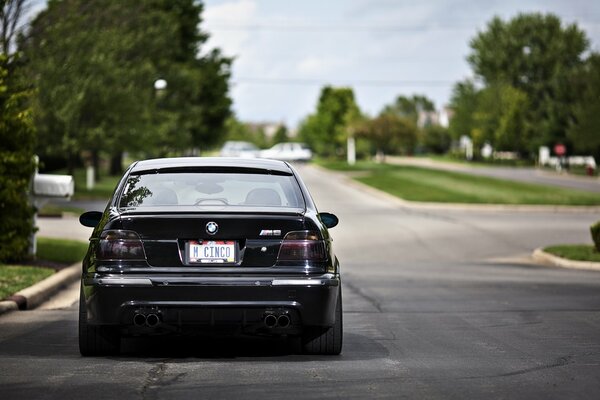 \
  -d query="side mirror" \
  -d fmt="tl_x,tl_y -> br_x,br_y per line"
319,212 -> 339,229
79,211 -> 103,228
